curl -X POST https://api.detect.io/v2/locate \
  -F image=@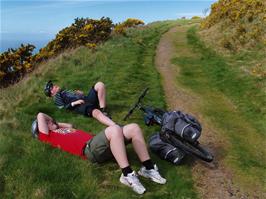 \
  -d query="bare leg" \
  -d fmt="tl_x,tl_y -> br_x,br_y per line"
92,109 -> 115,126
94,82 -> 106,109
121,124 -> 167,185
122,123 -> 150,162
104,125 -> 130,168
